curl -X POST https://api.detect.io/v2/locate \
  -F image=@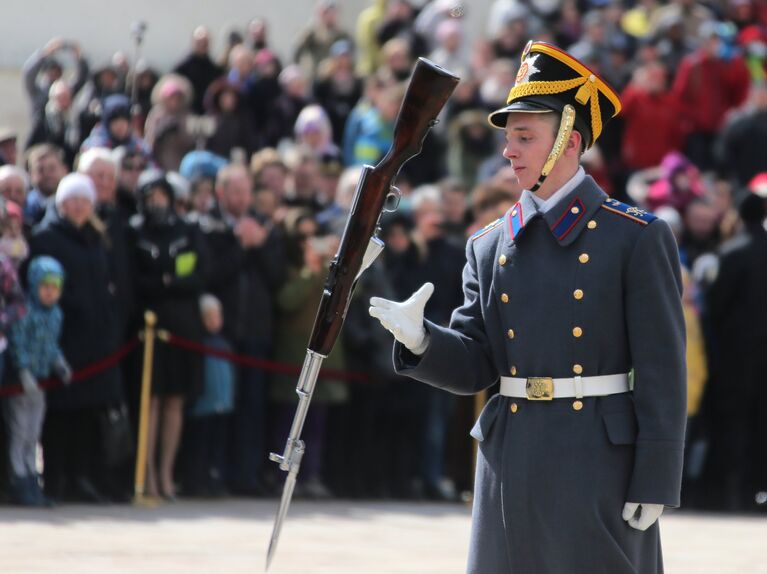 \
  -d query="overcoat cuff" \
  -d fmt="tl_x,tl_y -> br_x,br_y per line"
627,441 -> 685,507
